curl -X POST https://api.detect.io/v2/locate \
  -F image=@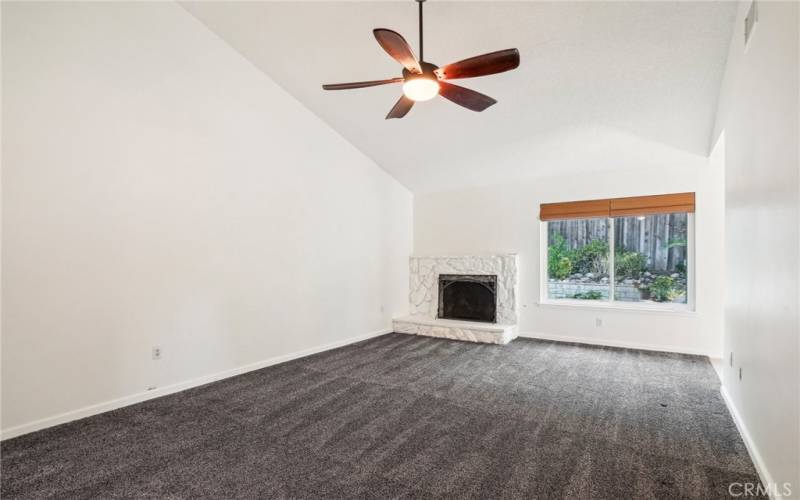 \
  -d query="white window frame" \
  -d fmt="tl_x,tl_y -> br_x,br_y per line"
539,214 -> 695,313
